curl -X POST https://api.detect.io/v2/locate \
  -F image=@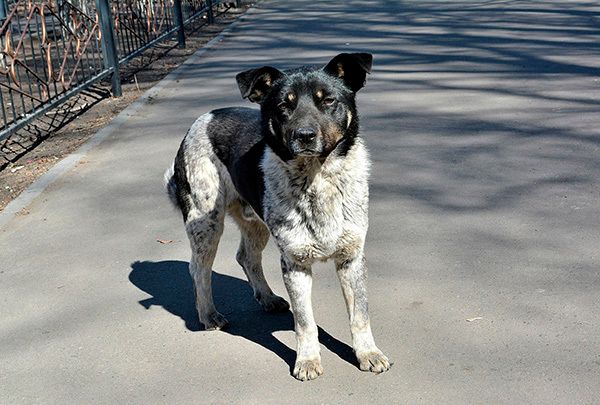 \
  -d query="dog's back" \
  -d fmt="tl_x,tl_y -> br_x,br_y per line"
165,107 -> 265,221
